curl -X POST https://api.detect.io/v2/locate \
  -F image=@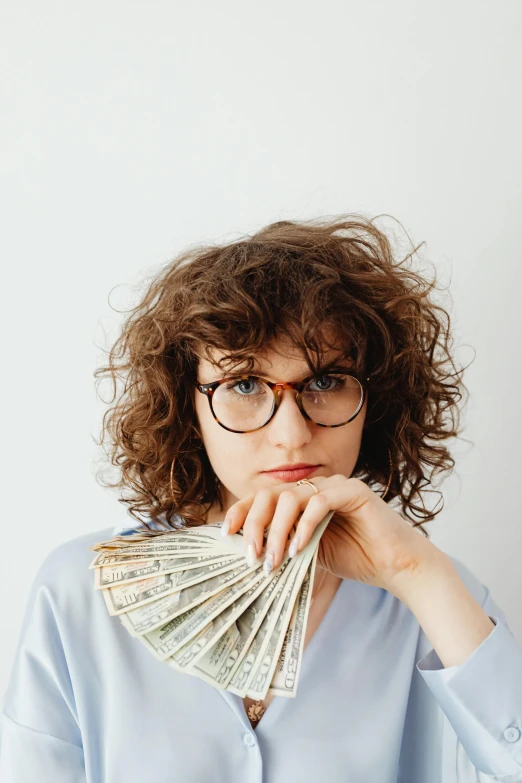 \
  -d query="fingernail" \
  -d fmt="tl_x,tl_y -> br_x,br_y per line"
263,551 -> 274,577
245,542 -> 258,568
288,535 -> 301,559
220,518 -> 230,536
